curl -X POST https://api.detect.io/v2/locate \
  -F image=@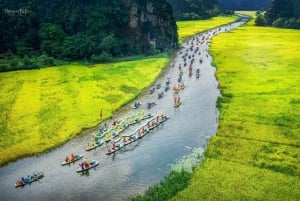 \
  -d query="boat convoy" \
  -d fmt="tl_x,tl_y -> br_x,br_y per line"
14,19 -> 213,188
